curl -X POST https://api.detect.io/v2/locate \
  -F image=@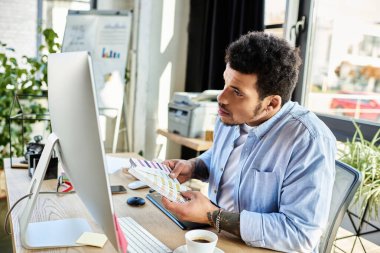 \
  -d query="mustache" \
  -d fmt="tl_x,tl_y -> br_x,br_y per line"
218,103 -> 229,113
